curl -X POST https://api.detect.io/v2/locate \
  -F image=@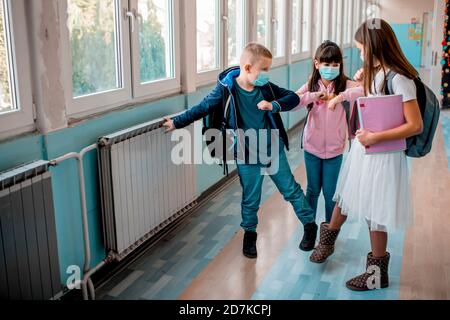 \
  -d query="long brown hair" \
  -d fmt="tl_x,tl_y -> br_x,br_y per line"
355,19 -> 419,95
308,41 -> 349,95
